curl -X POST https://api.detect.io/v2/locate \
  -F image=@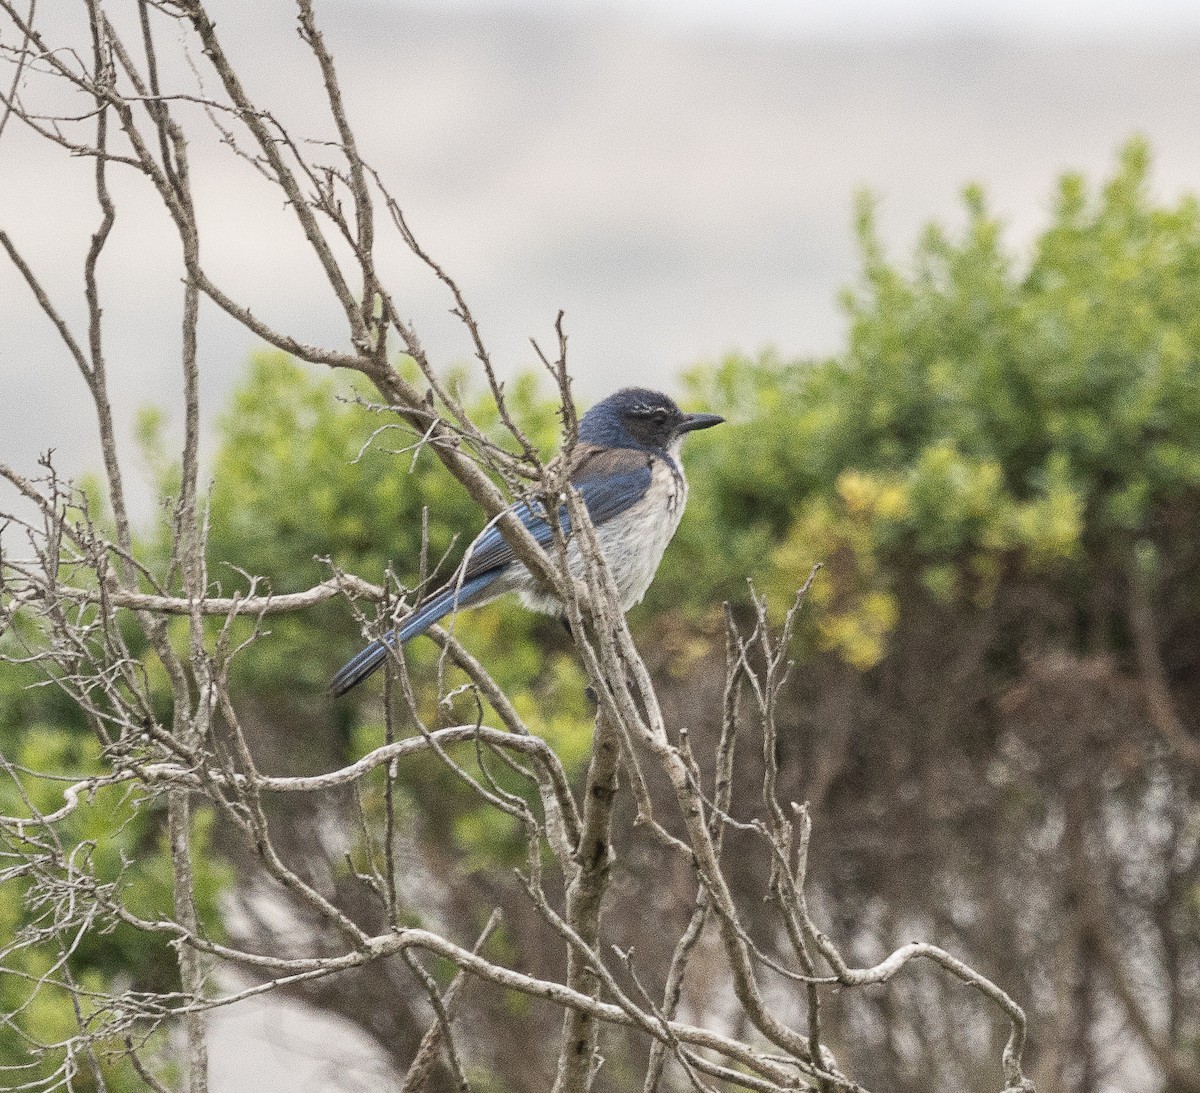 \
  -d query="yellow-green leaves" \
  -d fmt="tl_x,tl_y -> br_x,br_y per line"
678,139 -> 1198,669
